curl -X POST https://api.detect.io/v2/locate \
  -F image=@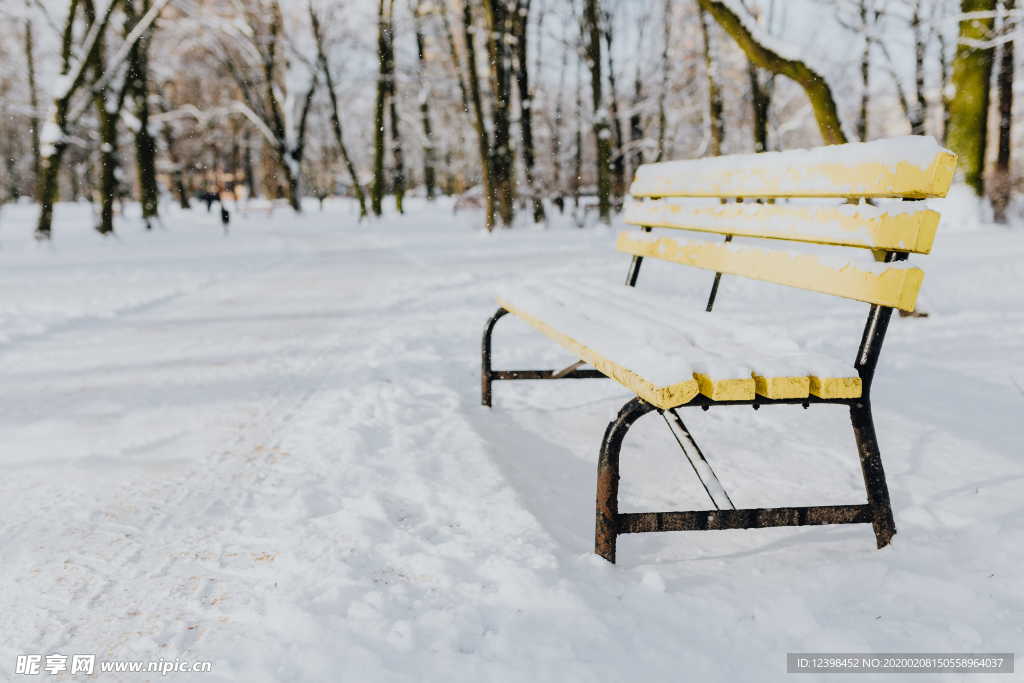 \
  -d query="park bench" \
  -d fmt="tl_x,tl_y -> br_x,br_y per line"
481,136 -> 956,563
